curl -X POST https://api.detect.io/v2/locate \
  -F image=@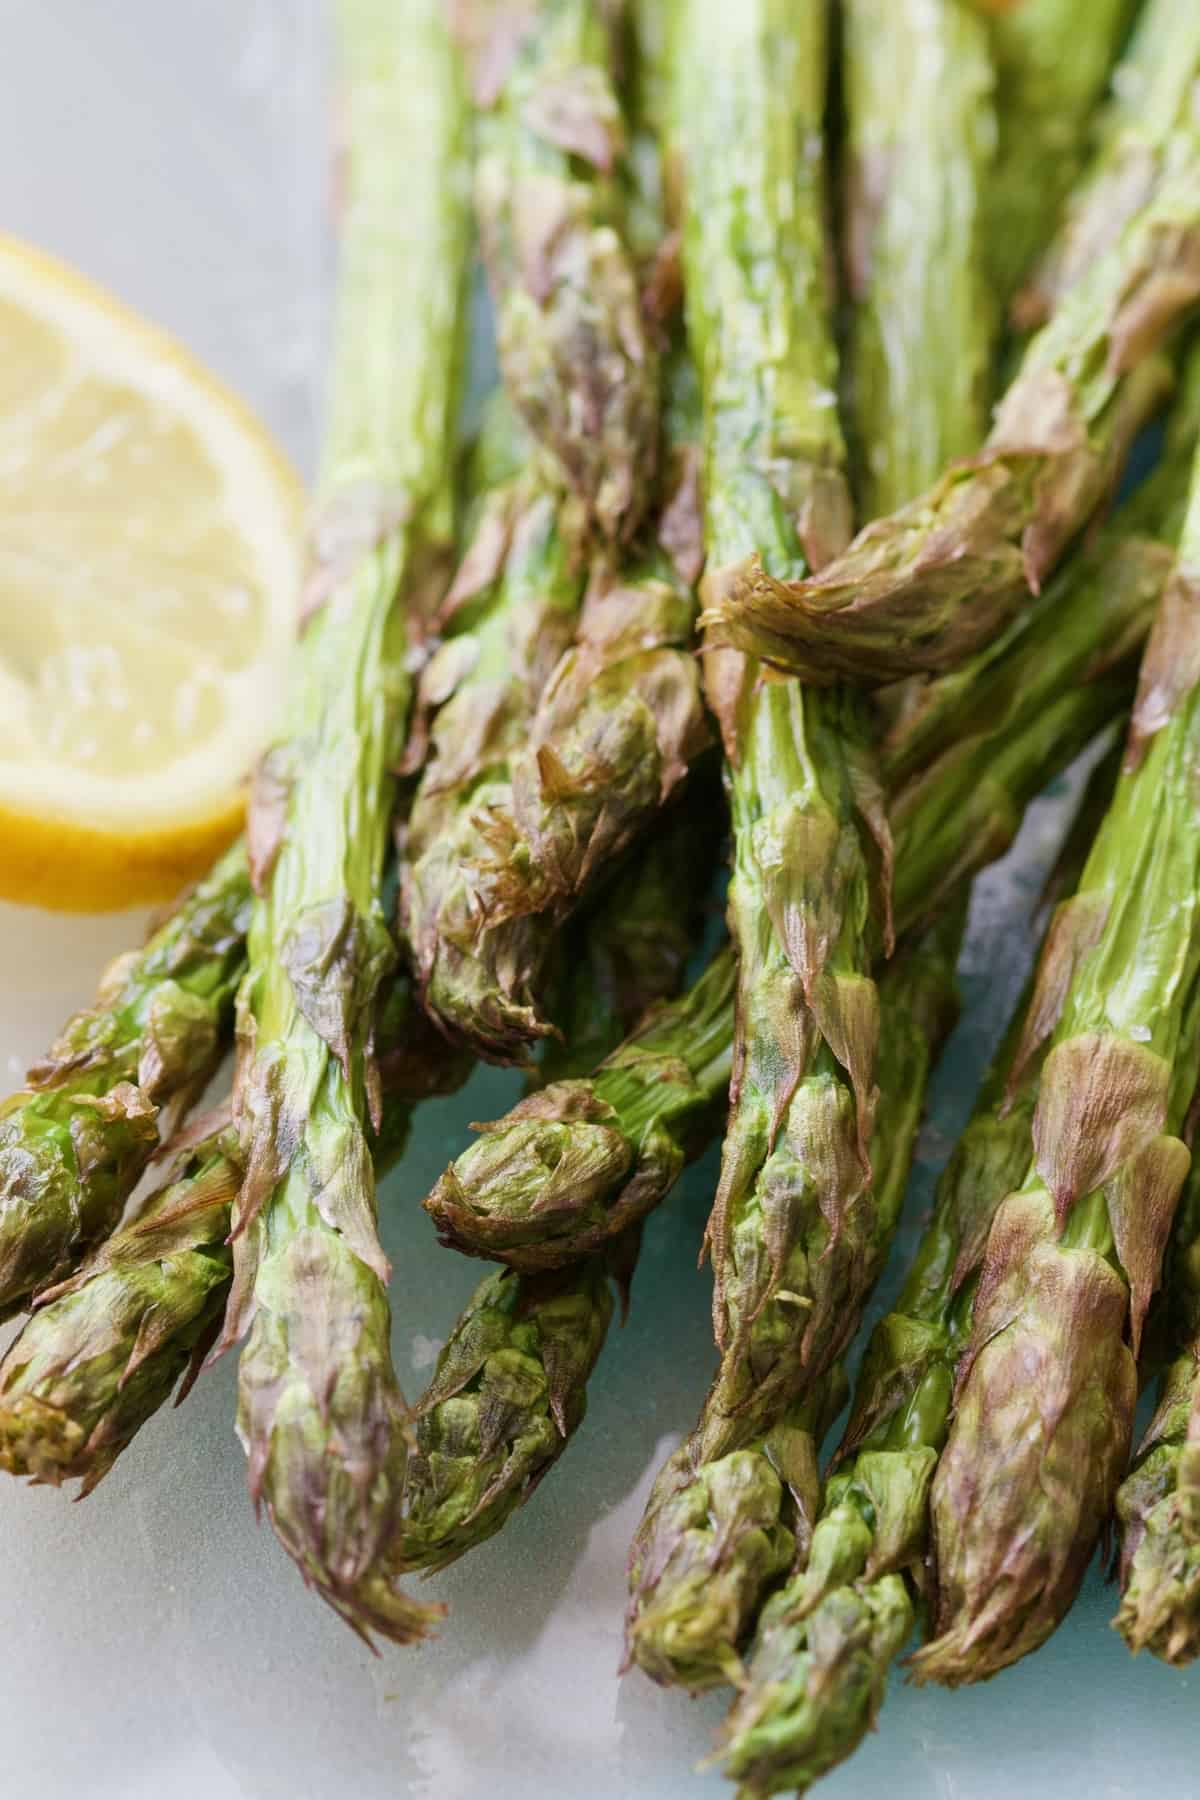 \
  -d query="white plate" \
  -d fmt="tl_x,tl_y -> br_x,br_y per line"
1,7 -> 1195,1796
